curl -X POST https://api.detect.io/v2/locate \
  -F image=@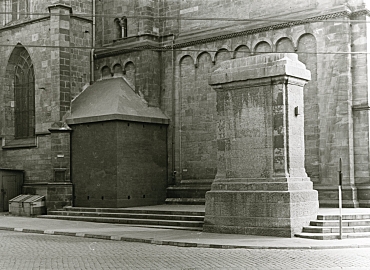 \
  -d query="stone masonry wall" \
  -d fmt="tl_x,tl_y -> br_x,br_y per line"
93,1 -> 370,206
0,3 -> 91,210
94,49 -> 161,108
160,11 -> 360,205
96,0 -> 161,46
0,18 -> 55,183
351,12 -> 370,206
69,17 -> 92,99
160,0 -> 351,36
